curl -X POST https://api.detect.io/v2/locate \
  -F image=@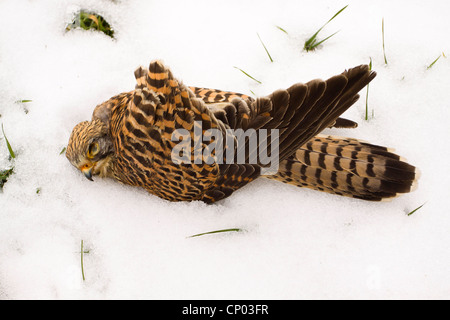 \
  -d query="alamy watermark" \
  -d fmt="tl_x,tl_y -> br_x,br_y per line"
171,121 -> 279,175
